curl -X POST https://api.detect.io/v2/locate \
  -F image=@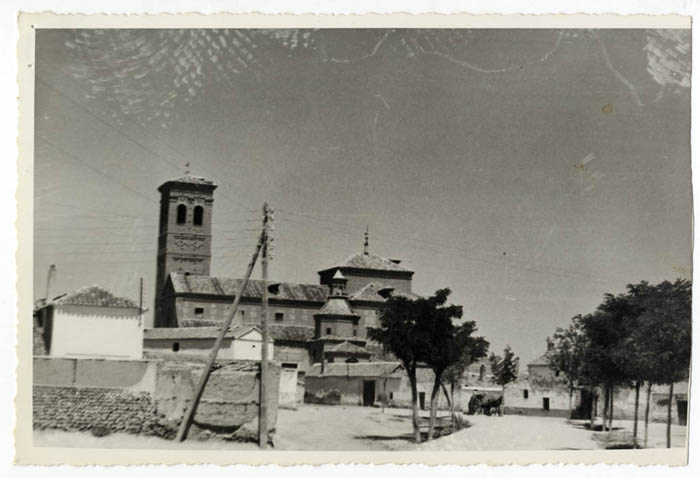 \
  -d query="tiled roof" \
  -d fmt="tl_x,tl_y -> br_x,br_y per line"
268,325 -> 315,342
310,335 -> 367,344
528,354 -> 551,366
53,286 -> 139,309
307,361 -> 403,378
325,341 -> 370,355
349,283 -> 421,302
169,273 -> 328,302
159,175 -> 216,187
317,297 -> 358,317
143,325 -> 264,340
320,252 -> 413,274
